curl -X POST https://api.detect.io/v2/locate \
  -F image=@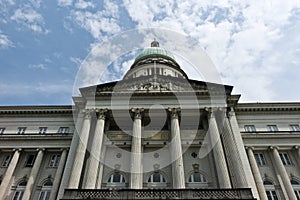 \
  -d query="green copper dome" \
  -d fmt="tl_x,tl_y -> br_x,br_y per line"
135,47 -> 176,61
